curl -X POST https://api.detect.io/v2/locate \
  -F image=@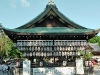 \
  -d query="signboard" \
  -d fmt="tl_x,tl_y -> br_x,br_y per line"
76,59 -> 84,74
33,67 -> 74,75
23,60 -> 30,75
